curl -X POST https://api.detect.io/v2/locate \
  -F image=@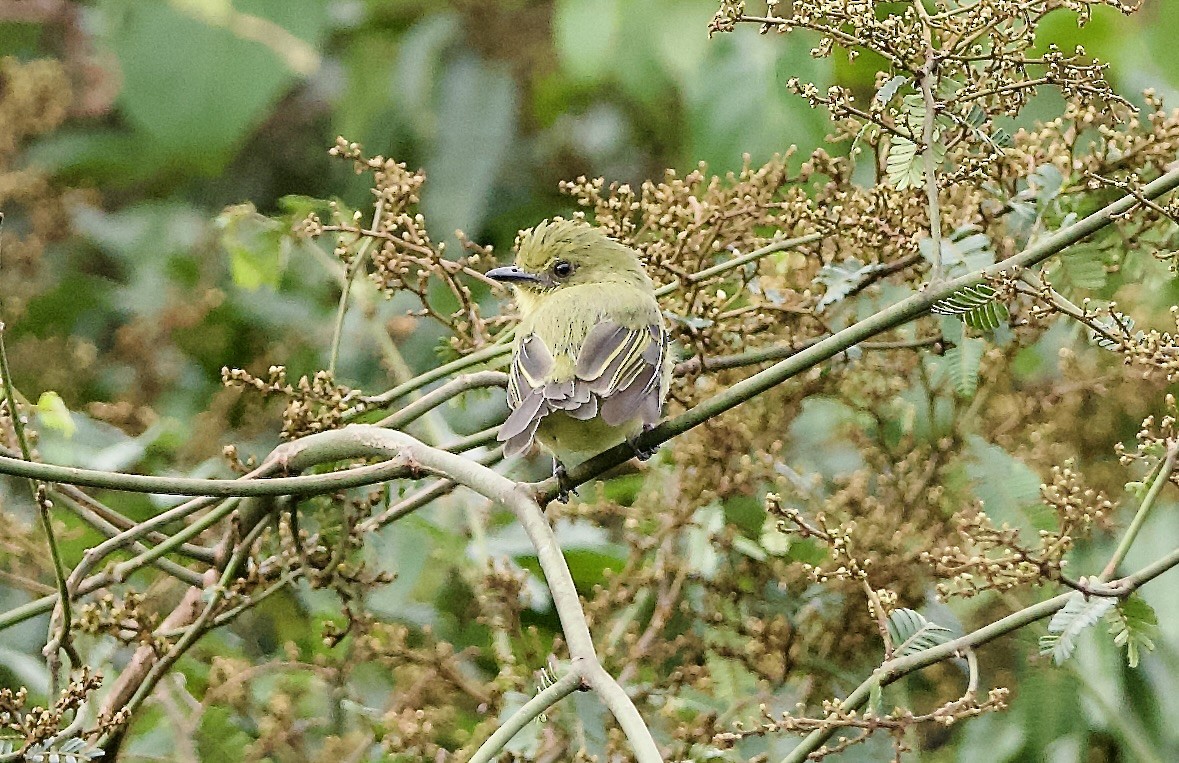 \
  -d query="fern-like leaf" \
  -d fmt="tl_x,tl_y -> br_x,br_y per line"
886,608 -> 954,657
886,137 -> 923,190
1040,592 -> 1117,665
1106,594 -> 1158,668
1060,248 -> 1108,290
945,335 -> 984,398
1088,311 -> 1140,350
816,257 -> 869,311
932,284 -> 1009,331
